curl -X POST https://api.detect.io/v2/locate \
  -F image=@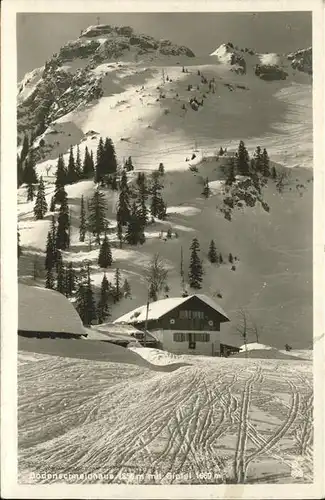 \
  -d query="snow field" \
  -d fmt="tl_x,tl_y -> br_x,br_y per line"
18,350 -> 313,484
